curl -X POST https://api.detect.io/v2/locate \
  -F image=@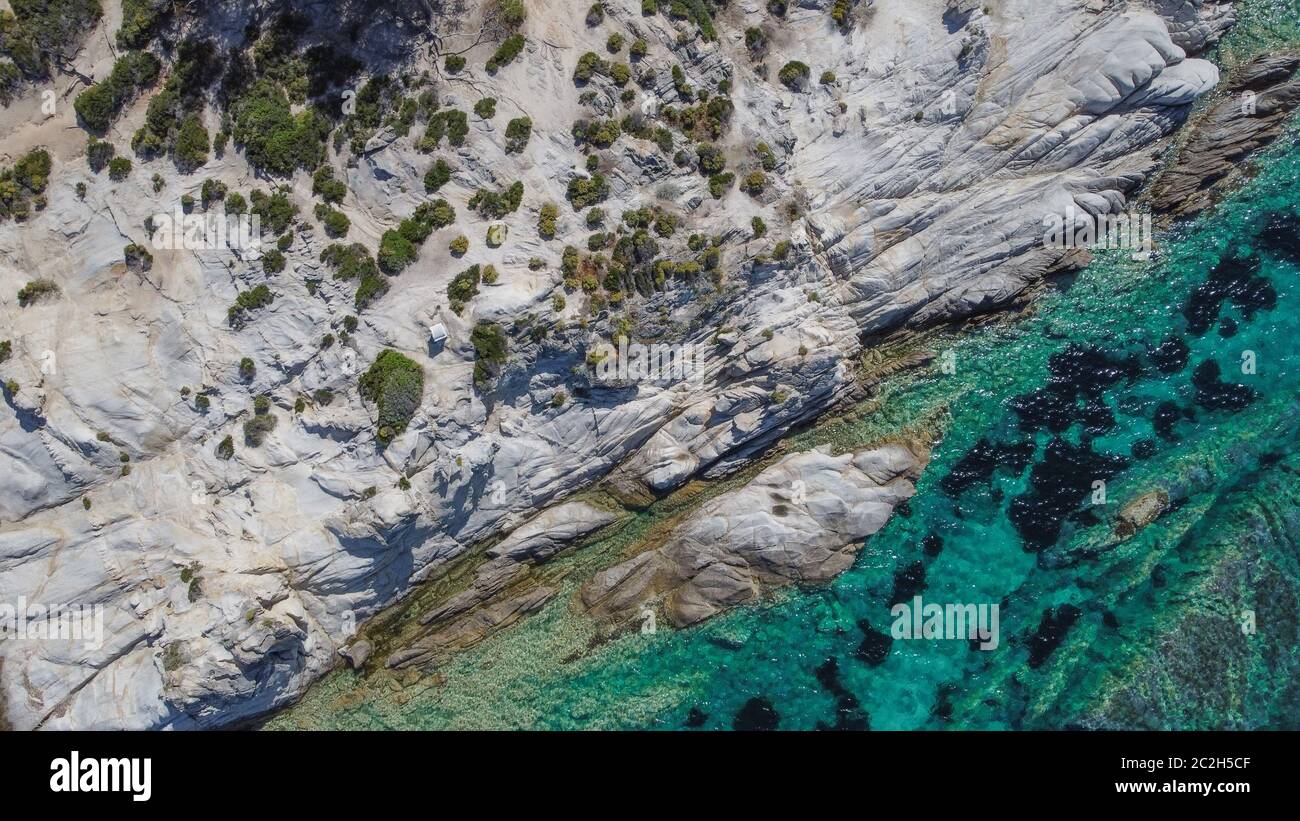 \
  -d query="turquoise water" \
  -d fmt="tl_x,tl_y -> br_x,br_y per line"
270,6 -> 1300,730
